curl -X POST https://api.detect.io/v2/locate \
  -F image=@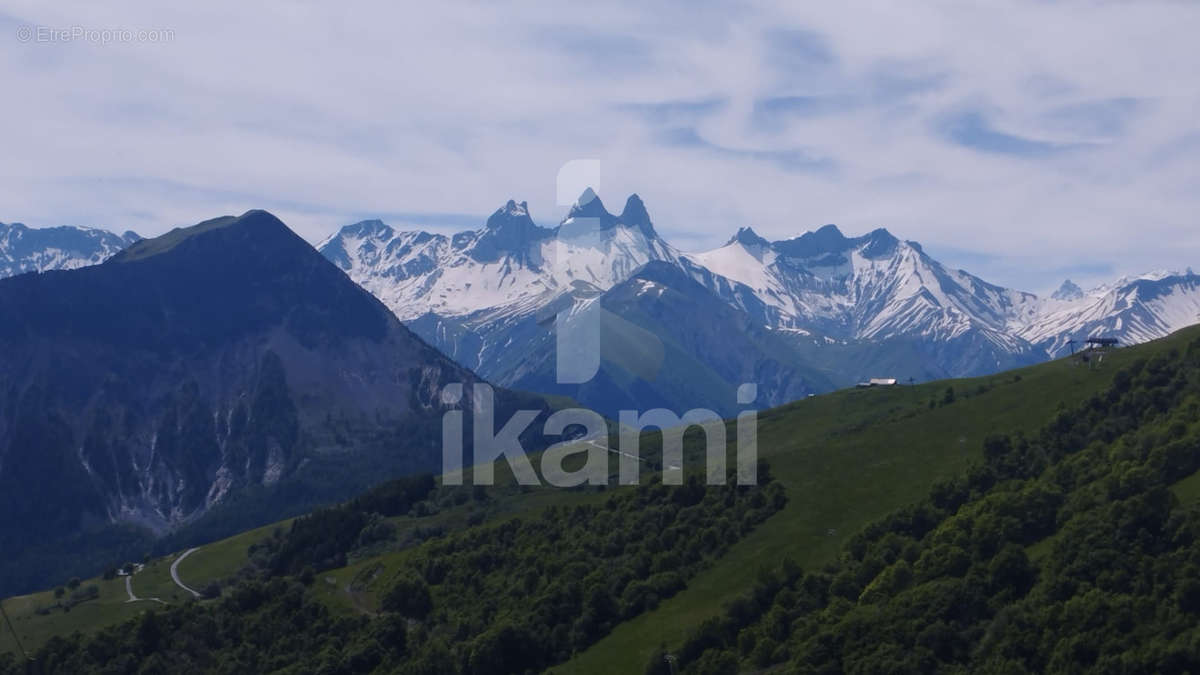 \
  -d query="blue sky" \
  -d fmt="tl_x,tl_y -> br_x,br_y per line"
1,1 -> 1198,293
